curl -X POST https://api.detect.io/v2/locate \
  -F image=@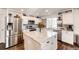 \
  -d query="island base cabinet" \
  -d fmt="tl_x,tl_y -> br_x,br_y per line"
24,35 -> 41,50
27,38 -> 41,50
41,37 -> 57,50
24,35 -> 57,50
